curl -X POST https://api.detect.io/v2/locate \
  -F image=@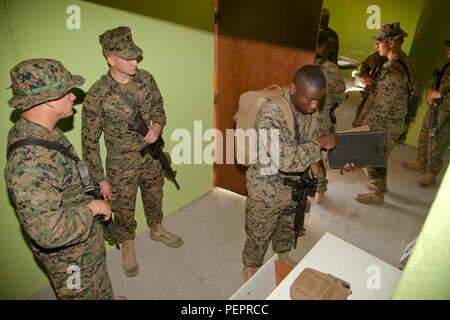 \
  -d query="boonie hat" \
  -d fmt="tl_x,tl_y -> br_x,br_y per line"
8,58 -> 85,111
